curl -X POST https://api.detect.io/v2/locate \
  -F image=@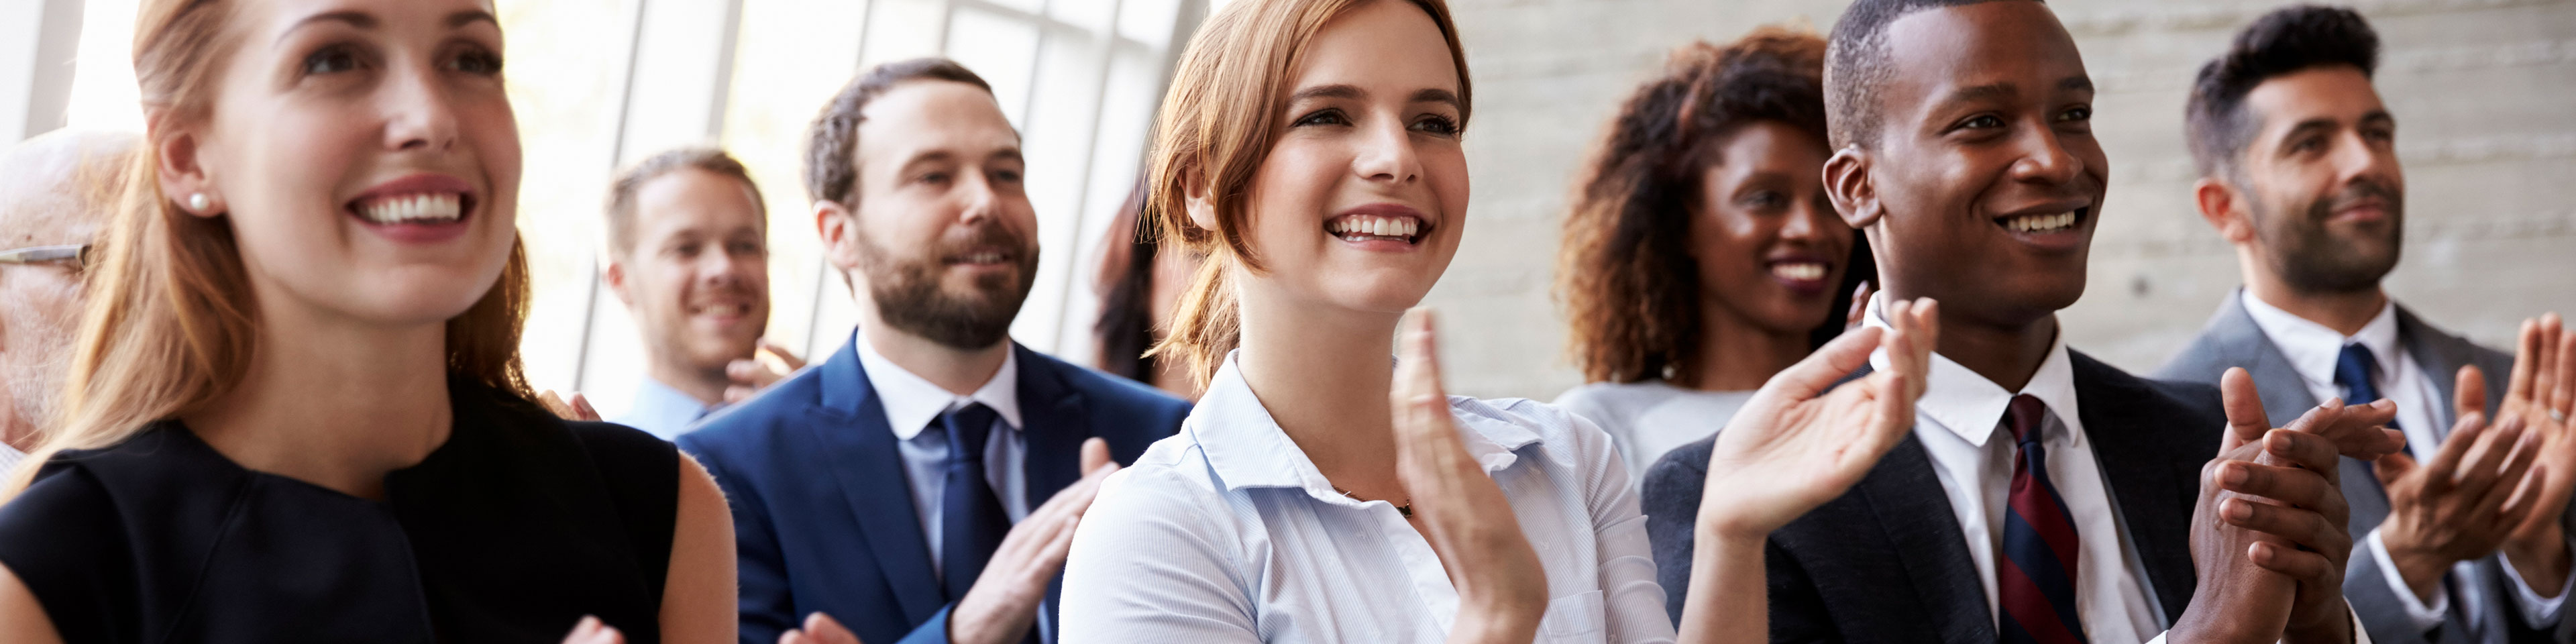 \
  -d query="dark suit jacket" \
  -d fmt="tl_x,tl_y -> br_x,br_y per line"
677,338 -> 1190,644
1642,350 -> 2219,643
2155,291 -> 2571,644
